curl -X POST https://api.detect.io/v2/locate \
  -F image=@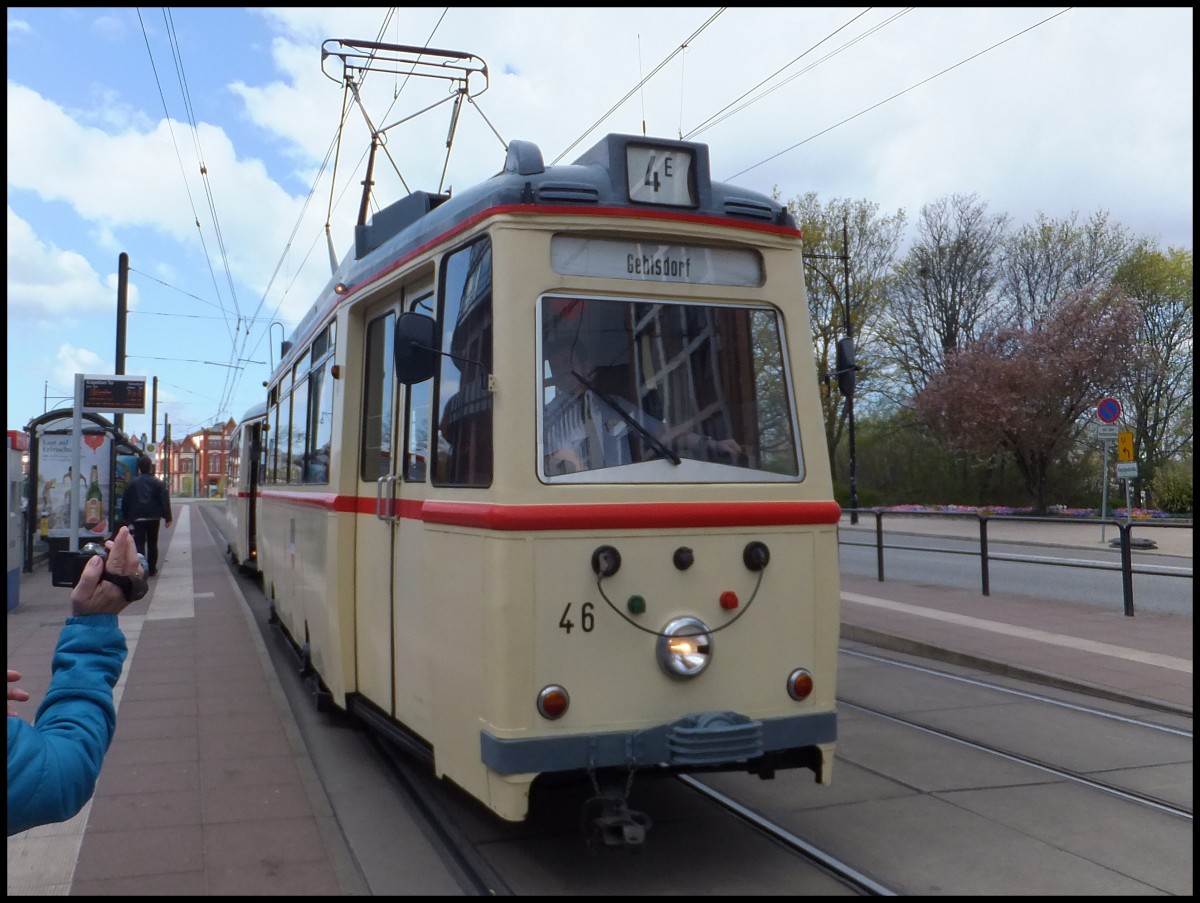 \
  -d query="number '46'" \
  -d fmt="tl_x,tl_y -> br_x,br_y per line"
559,602 -> 595,633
